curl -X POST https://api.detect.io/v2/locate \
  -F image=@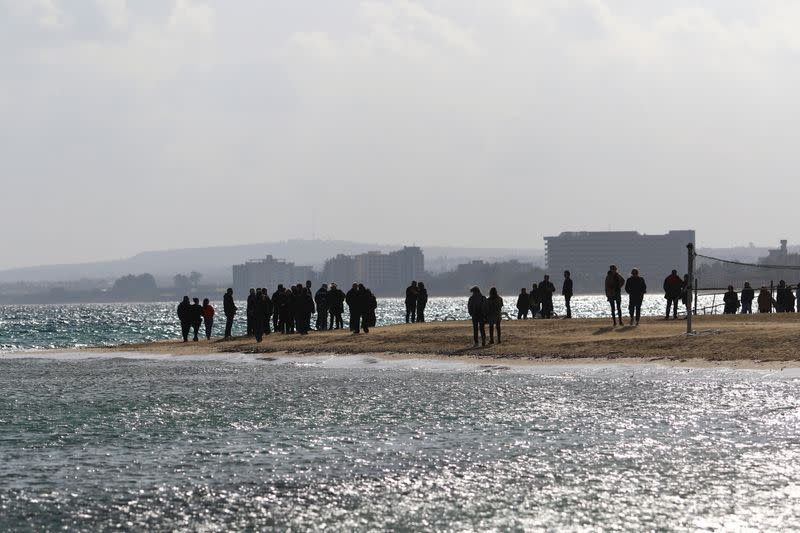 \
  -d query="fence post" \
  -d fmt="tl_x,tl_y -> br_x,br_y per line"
693,277 -> 698,316
687,243 -> 694,334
